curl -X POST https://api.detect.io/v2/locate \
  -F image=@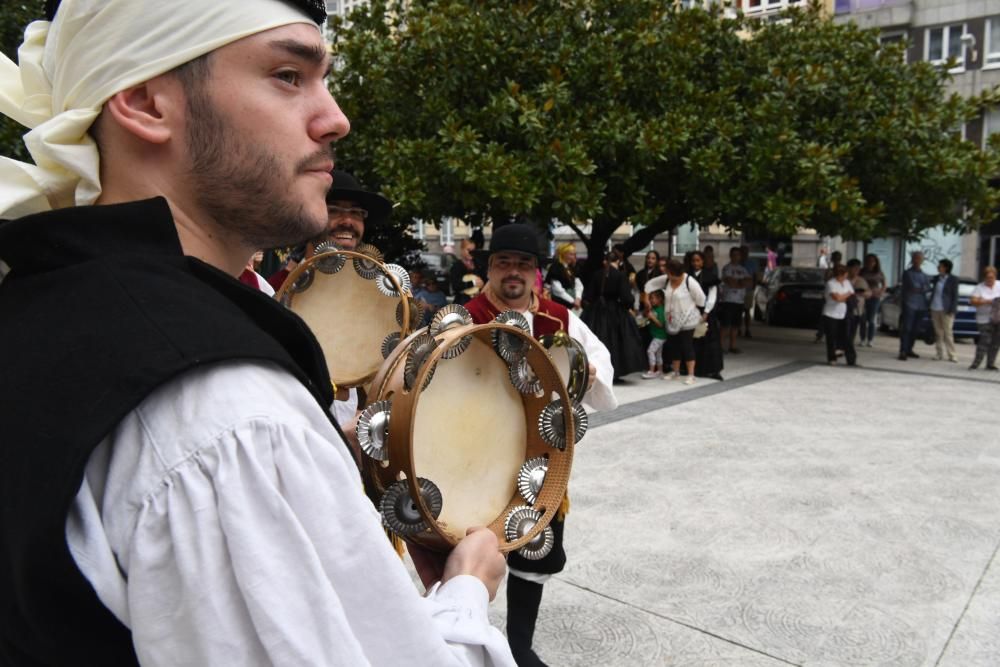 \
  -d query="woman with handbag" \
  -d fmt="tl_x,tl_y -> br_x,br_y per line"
969,265 -> 1000,371
646,258 -> 707,385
